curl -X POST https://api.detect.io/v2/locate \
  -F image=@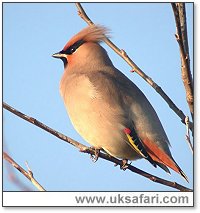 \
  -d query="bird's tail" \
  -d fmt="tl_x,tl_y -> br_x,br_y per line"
174,161 -> 189,182
142,139 -> 189,182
